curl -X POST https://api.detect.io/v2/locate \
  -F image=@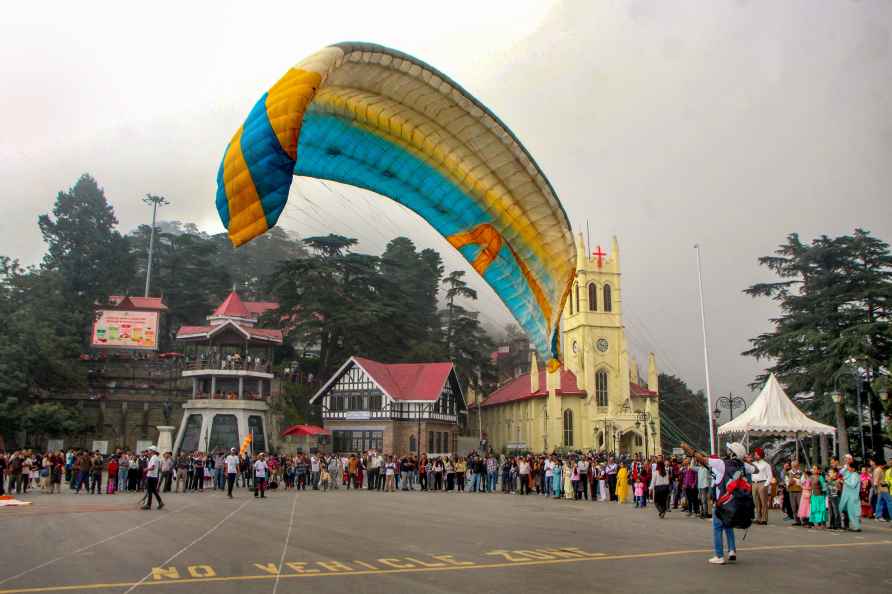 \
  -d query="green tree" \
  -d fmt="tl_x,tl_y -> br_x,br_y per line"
743,230 -> 892,459
38,174 -> 133,336
440,270 -> 495,392
126,226 -> 232,347
657,373 -> 709,453
0,258 -> 85,401
20,402 -> 90,447
211,226 -> 308,298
